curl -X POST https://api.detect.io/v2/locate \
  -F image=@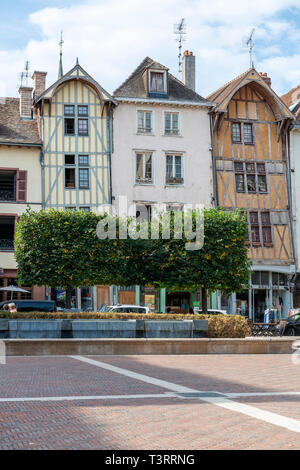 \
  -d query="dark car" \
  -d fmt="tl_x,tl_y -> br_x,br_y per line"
0,300 -> 56,313
282,313 -> 300,336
